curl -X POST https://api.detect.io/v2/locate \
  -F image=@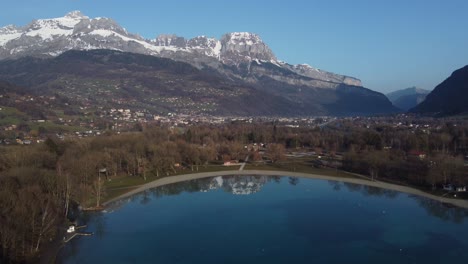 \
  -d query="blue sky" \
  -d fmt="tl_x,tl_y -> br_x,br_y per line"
1,0 -> 468,93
